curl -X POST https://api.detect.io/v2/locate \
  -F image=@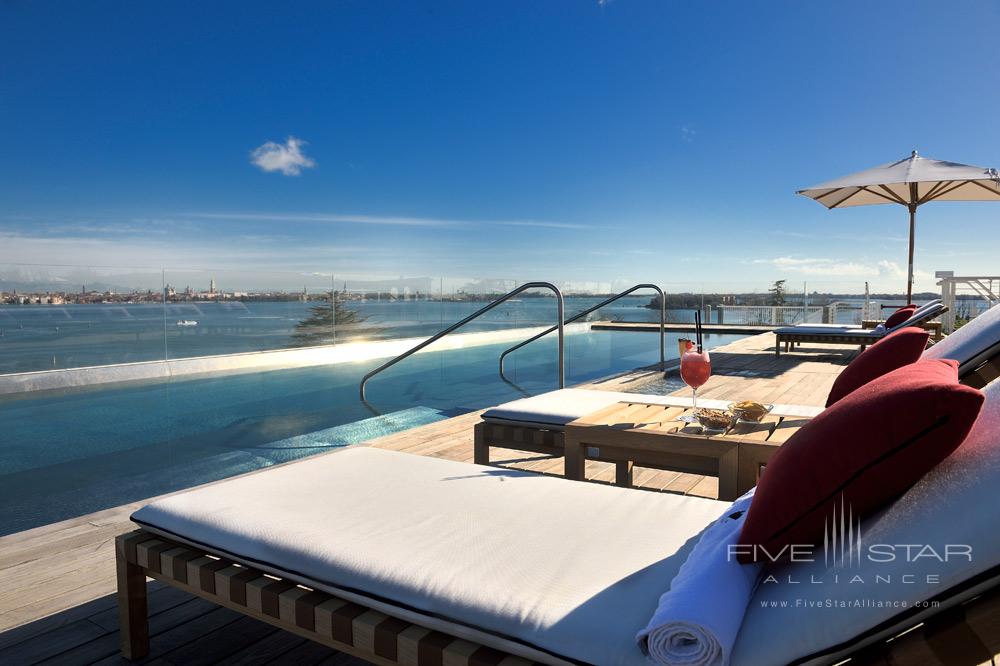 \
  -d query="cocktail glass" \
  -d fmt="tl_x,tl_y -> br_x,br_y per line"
680,348 -> 712,410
